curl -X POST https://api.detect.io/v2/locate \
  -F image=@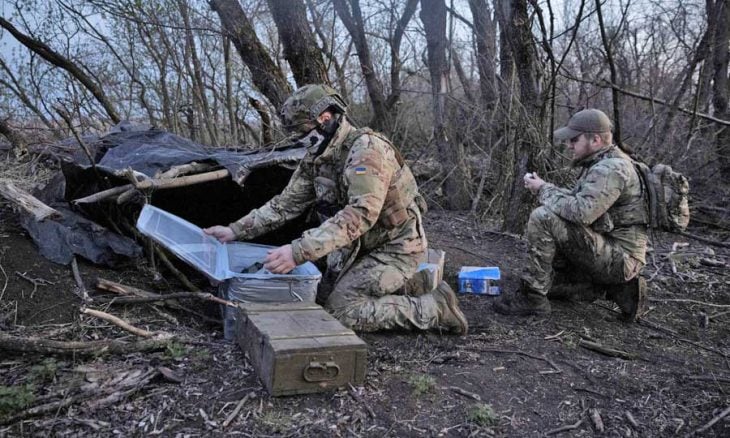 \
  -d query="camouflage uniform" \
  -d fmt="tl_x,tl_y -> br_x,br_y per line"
523,145 -> 649,296
229,117 -> 448,332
